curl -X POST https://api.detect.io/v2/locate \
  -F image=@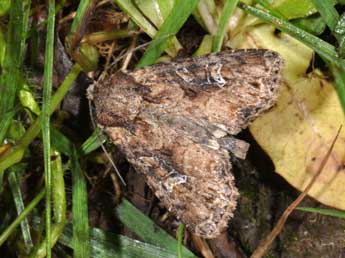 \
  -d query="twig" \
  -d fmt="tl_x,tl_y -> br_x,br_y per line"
250,125 -> 342,258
